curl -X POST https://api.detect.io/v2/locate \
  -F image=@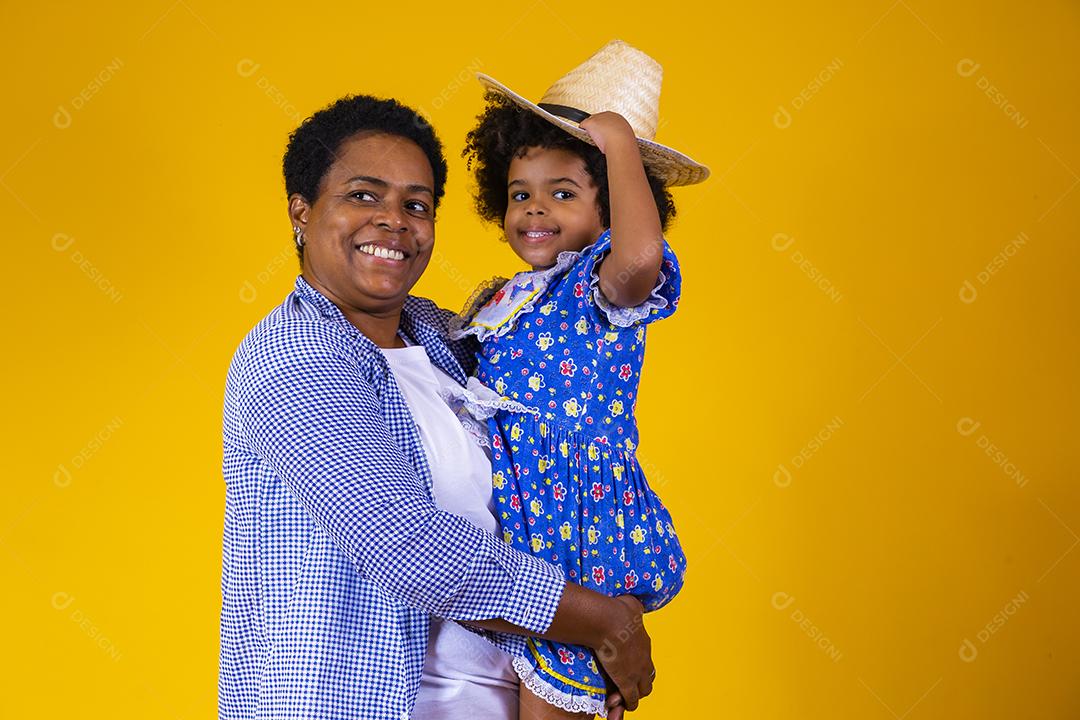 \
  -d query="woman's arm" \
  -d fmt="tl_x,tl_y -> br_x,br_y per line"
234,320 -> 562,633
582,111 -> 665,308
